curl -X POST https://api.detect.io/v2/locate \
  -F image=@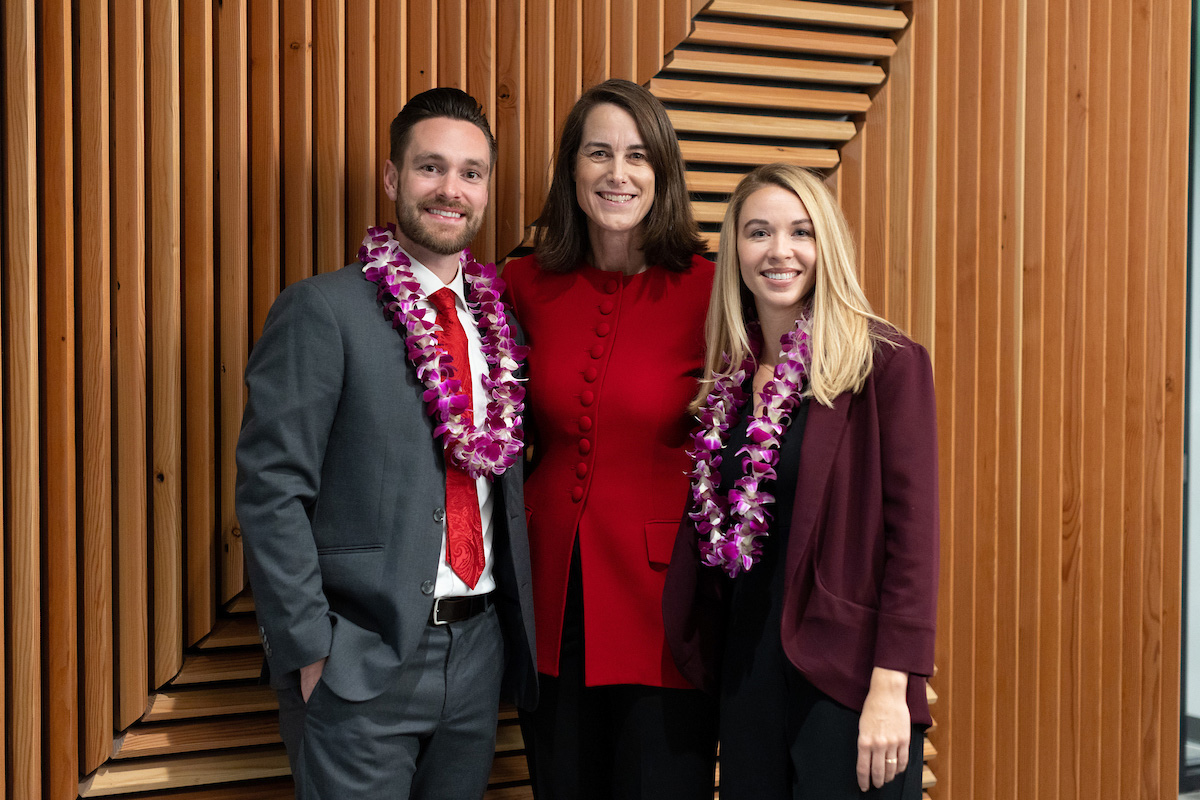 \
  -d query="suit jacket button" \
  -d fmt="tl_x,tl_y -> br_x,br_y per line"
433,507 -> 445,522
421,580 -> 435,595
